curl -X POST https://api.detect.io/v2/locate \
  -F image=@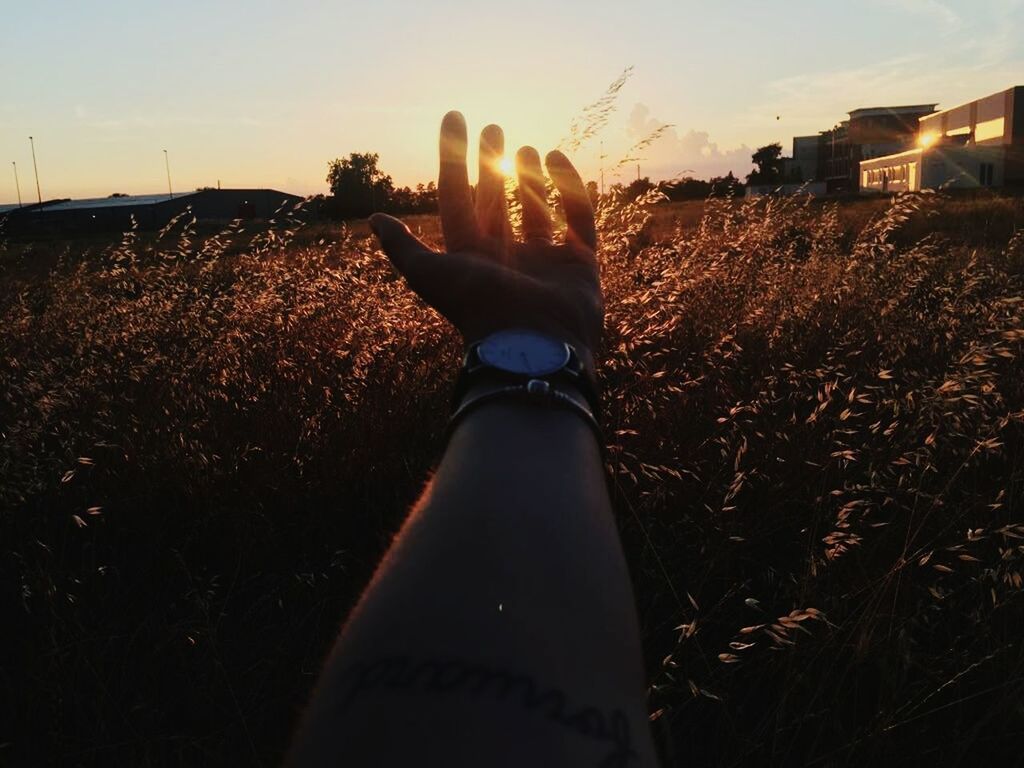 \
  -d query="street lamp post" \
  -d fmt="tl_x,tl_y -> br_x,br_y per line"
28,136 -> 41,204
12,161 -> 22,207
163,149 -> 173,199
